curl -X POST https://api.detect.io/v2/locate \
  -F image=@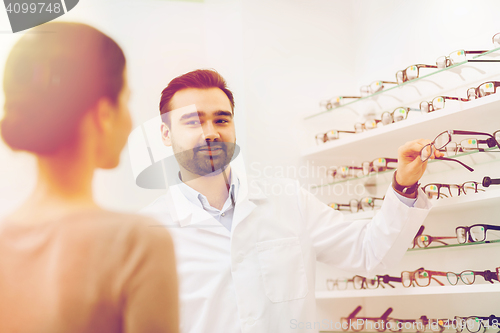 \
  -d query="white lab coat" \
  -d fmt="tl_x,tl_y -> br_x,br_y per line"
141,172 -> 432,333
